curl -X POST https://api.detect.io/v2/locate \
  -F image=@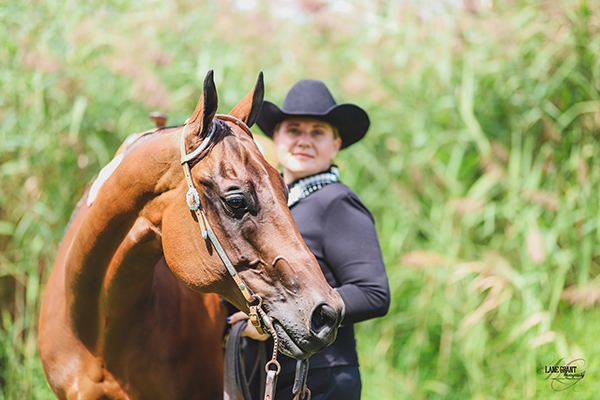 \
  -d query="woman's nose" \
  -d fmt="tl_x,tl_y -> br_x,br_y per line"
296,131 -> 310,146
